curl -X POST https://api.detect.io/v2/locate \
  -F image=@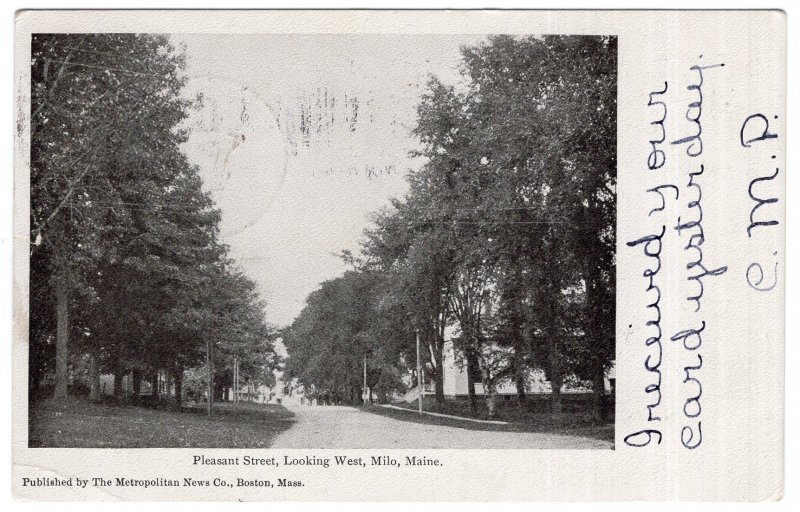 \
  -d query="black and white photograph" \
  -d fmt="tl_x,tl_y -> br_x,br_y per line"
9,5 -> 793,504
27,31 -> 617,450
